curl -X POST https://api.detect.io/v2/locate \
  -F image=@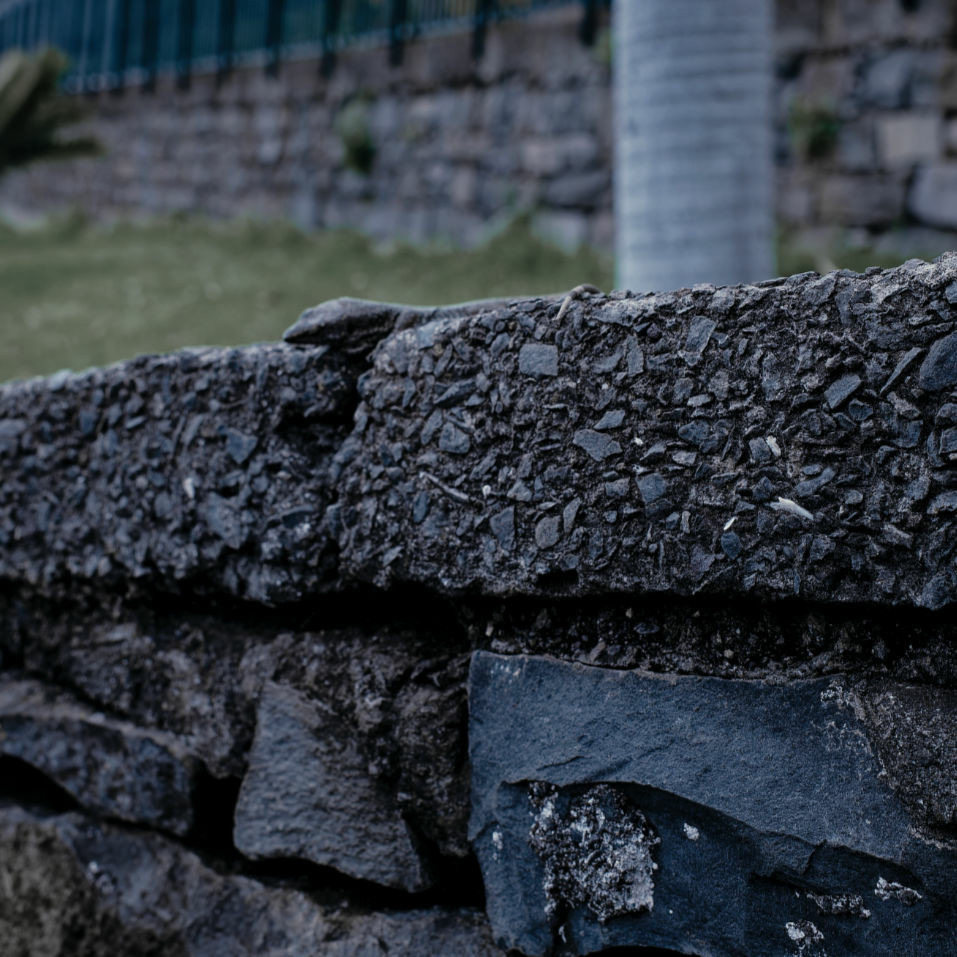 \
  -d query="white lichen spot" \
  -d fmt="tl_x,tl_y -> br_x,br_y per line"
785,920 -> 826,955
807,892 -> 870,919
874,877 -> 923,905
528,783 -> 659,924
682,823 -> 700,841
491,829 -> 504,861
